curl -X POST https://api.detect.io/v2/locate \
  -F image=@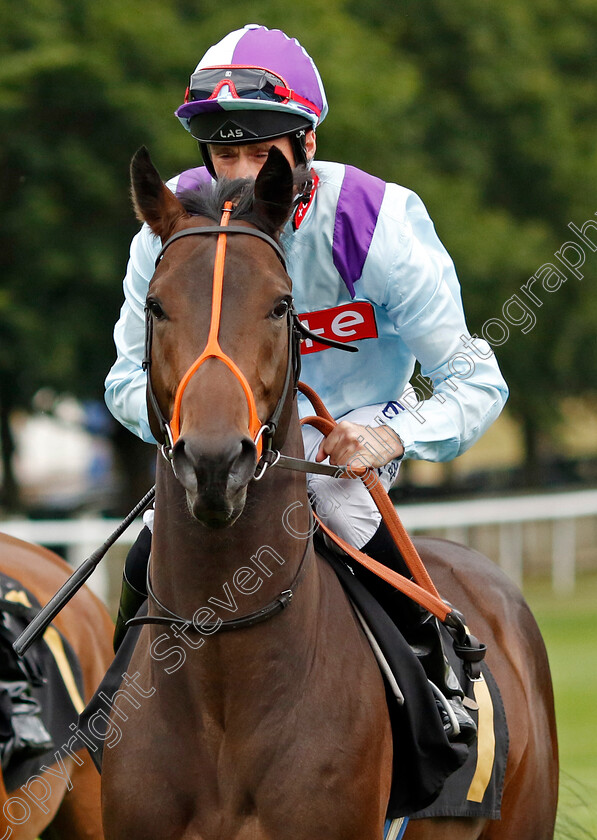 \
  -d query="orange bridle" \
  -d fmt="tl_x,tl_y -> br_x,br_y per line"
168,202 -> 263,448
141,208 -> 467,634
143,203 -> 292,462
